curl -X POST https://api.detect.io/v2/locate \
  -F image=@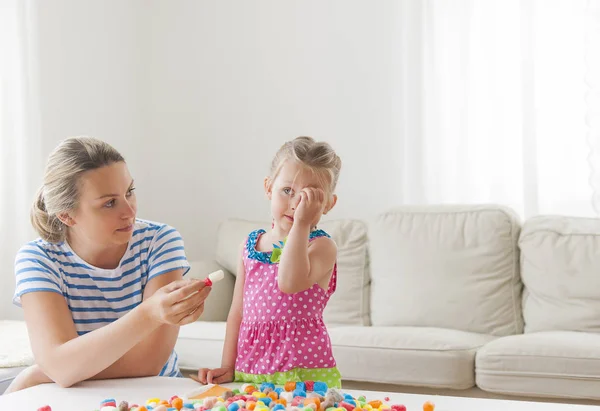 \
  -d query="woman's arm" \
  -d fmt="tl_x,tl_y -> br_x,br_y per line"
20,273 -> 209,388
